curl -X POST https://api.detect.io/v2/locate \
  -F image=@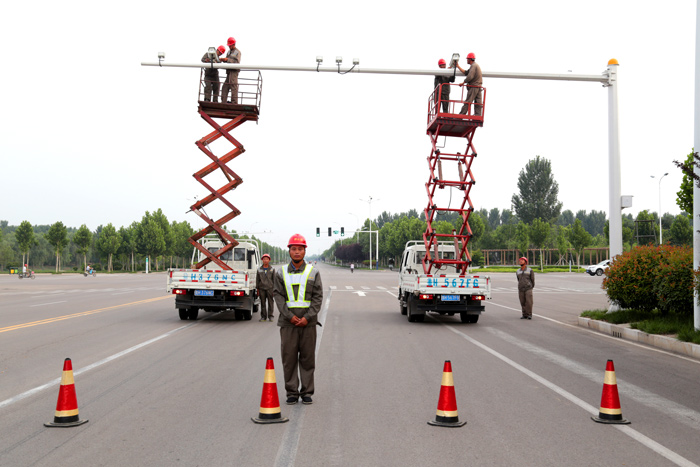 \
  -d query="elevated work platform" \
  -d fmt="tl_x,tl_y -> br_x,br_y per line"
422,83 -> 486,275
188,70 -> 263,270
